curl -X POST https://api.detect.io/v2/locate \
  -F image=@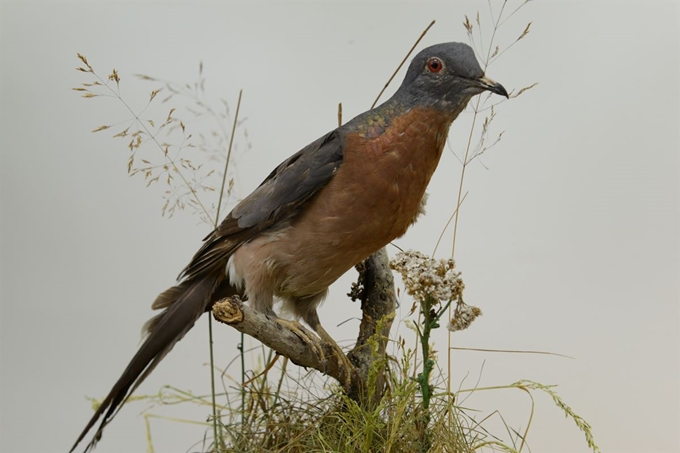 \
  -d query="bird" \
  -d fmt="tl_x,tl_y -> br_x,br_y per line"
70,41 -> 508,452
